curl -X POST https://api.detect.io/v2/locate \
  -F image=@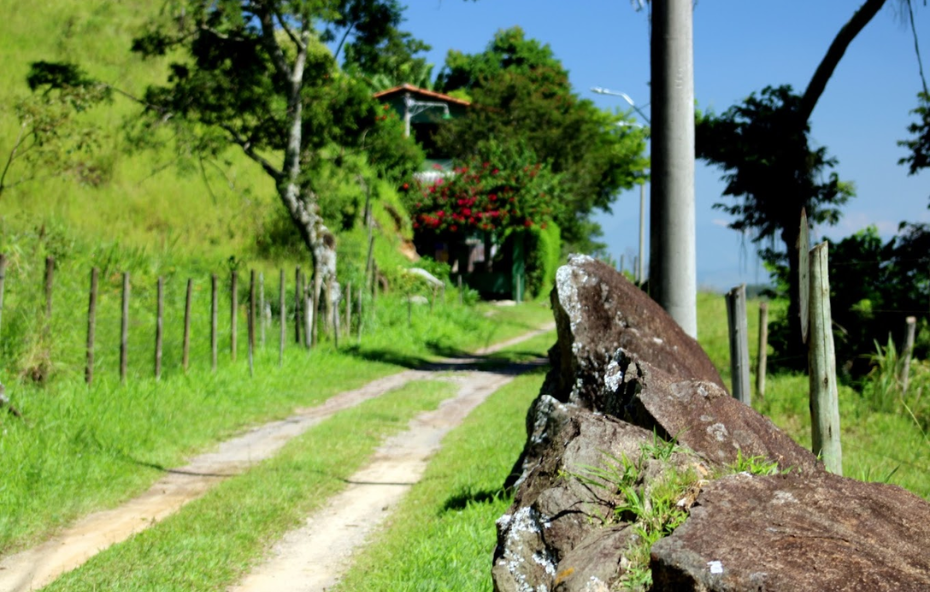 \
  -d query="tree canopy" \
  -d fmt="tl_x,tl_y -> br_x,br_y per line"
432,27 -> 649,253
129,0 -> 424,312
